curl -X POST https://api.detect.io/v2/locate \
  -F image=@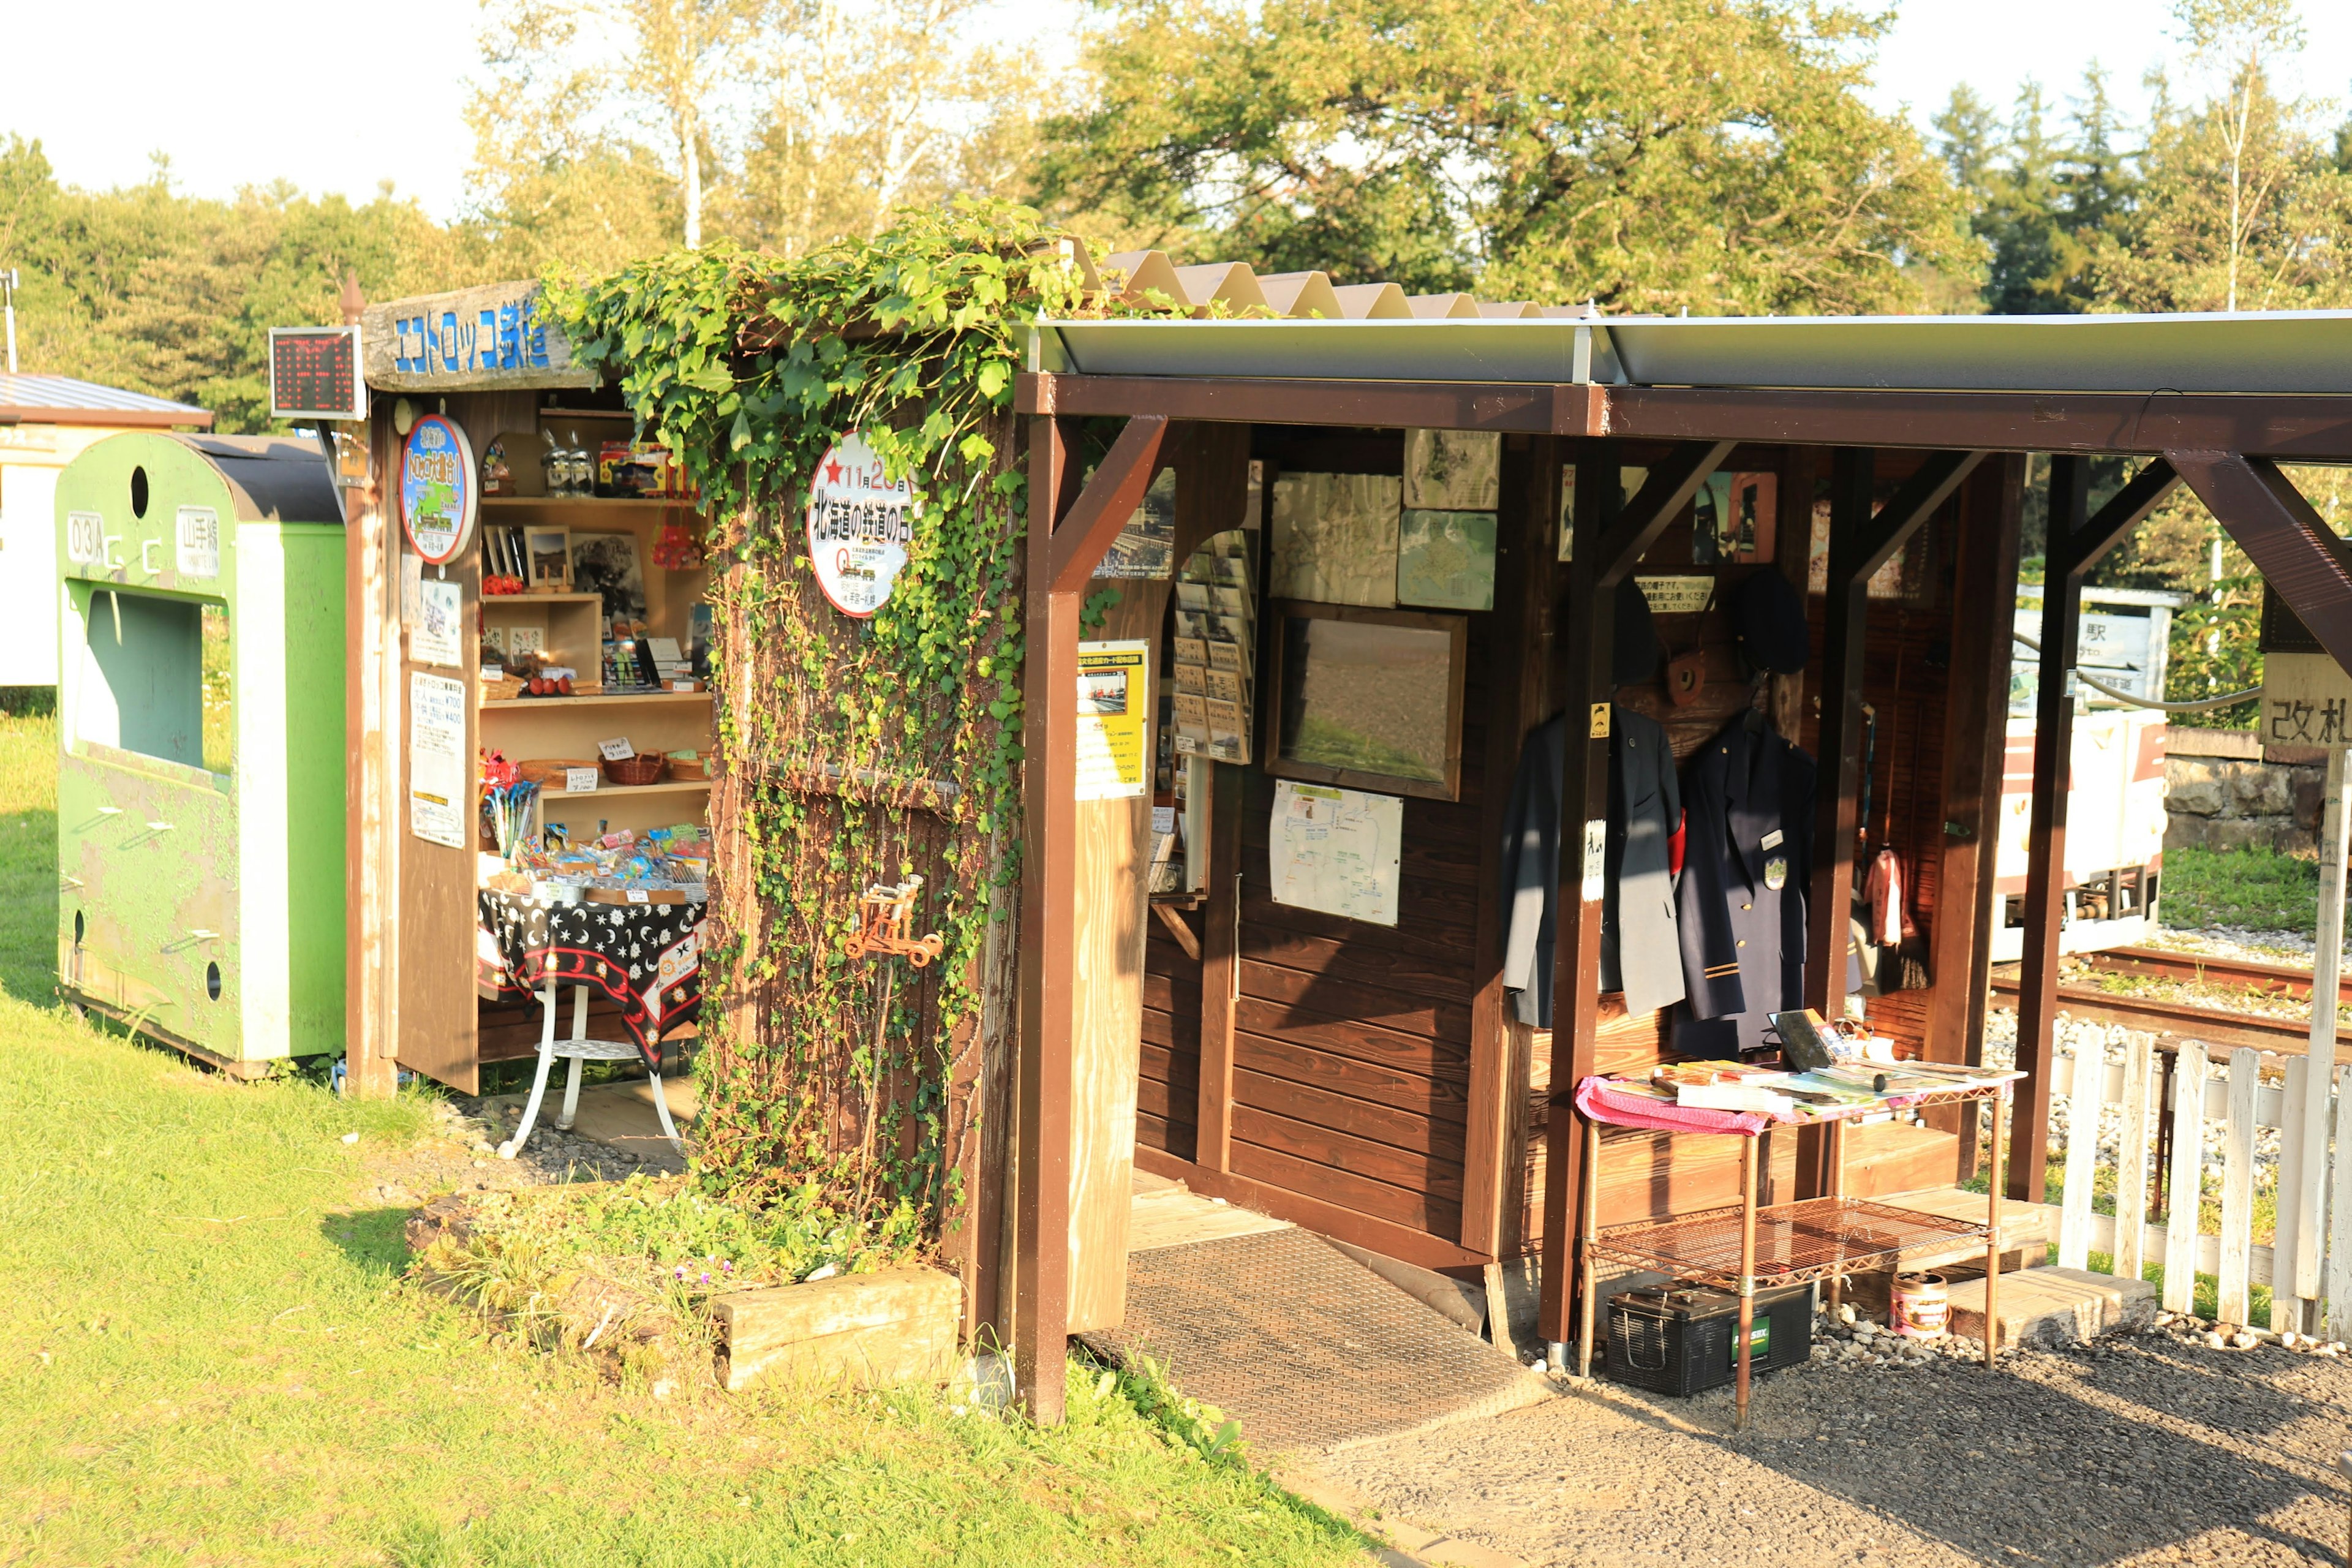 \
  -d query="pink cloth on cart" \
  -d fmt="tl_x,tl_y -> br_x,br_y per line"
1574,1076 -> 1773,1136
